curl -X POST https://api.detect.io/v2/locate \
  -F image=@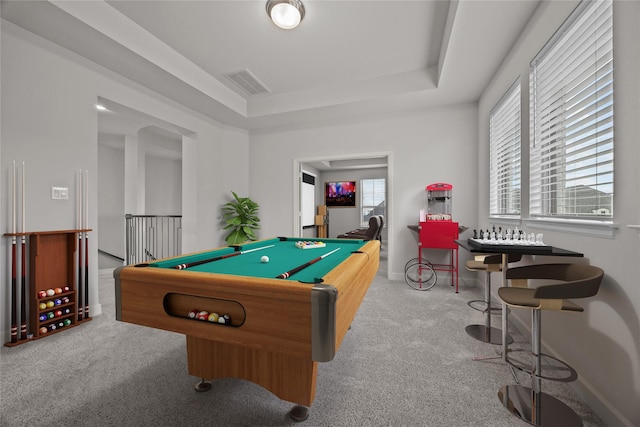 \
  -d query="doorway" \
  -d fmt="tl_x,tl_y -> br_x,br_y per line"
96,97 -> 194,269
294,152 -> 392,279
